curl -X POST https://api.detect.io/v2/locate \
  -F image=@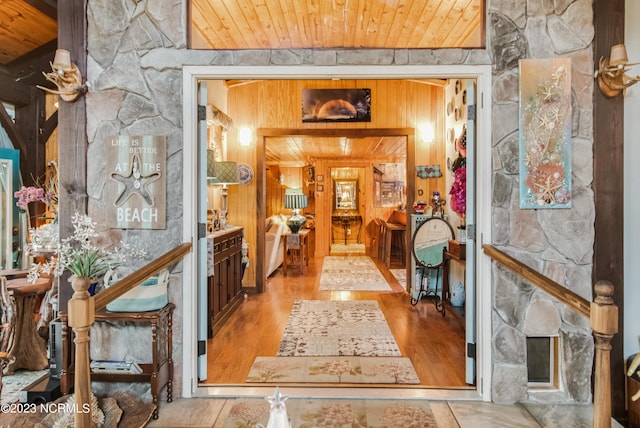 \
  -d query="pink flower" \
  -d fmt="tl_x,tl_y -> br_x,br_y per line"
449,167 -> 466,217
14,185 -> 57,208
